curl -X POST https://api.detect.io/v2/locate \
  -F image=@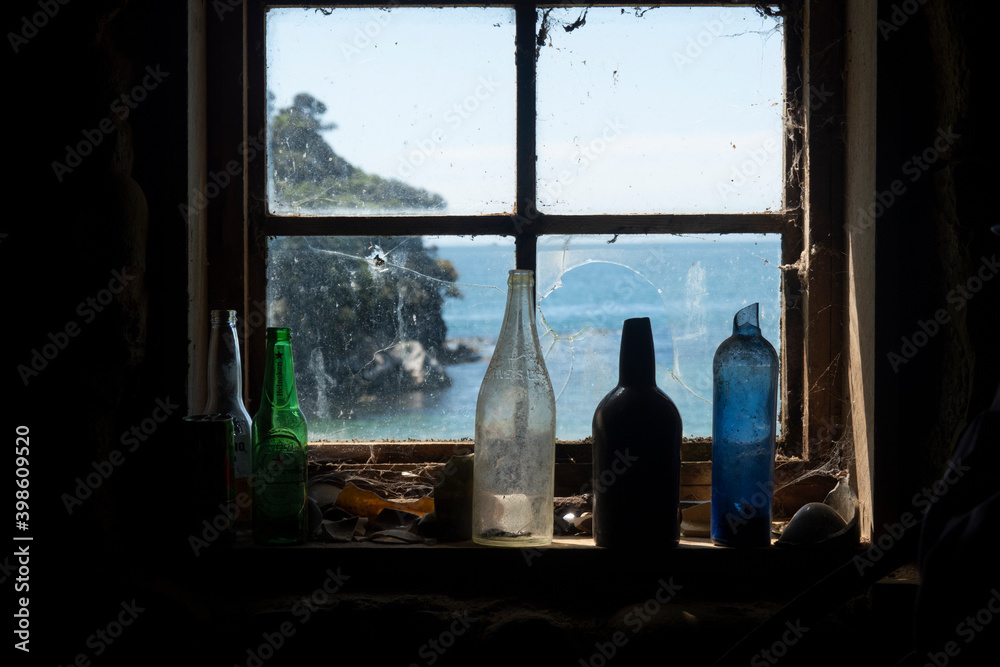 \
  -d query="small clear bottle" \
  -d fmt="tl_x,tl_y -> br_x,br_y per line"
711,303 -> 779,548
472,270 -> 556,547
204,309 -> 253,536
